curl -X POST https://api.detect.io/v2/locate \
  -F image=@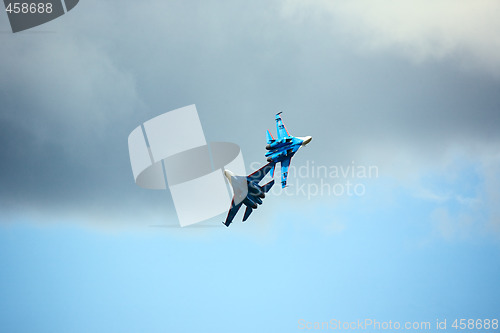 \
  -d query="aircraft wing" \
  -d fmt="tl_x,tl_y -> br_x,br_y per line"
242,206 -> 253,222
261,179 -> 275,193
223,199 -> 242,227
280,157 -> 291,188
248,162 -> 275,183
276,113 -> 290,140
